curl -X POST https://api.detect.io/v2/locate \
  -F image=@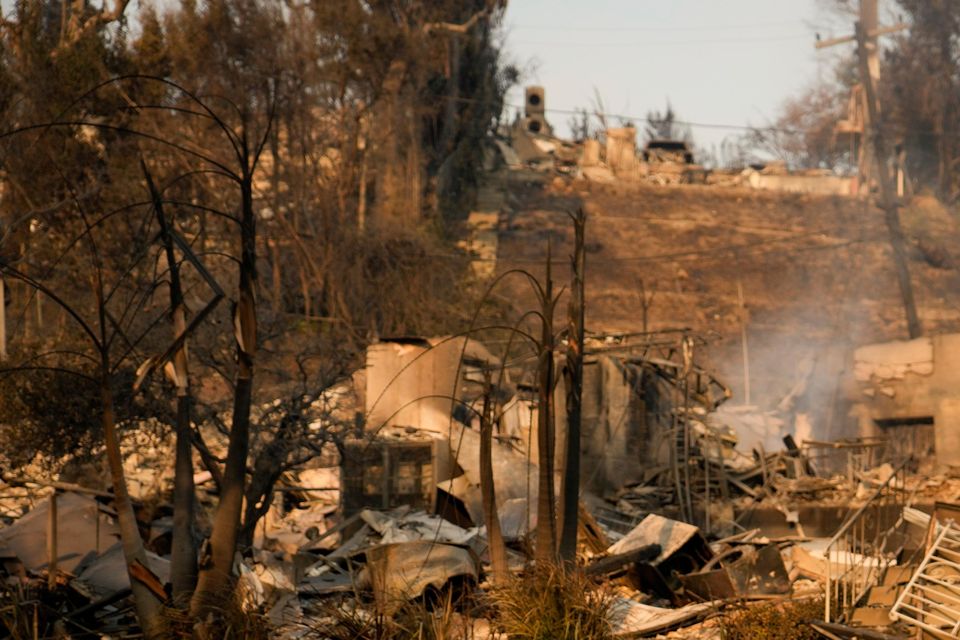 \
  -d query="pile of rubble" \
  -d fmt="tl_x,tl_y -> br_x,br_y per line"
499,85 -> 857,197
0,483 -> 808,638
0,430 -> 956,638
3,332 -> 960,639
